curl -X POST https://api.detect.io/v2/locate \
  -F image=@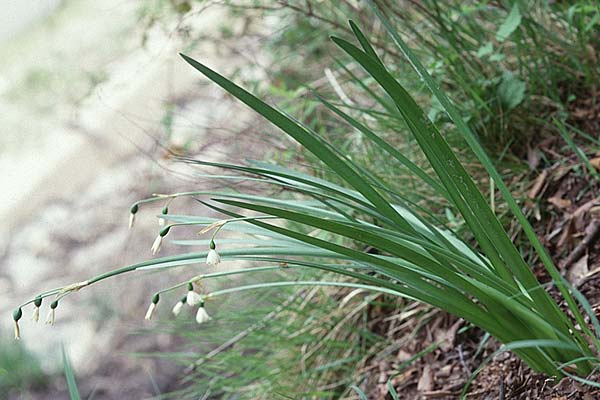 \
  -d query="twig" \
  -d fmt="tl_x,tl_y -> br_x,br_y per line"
562,219 -> 600,269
